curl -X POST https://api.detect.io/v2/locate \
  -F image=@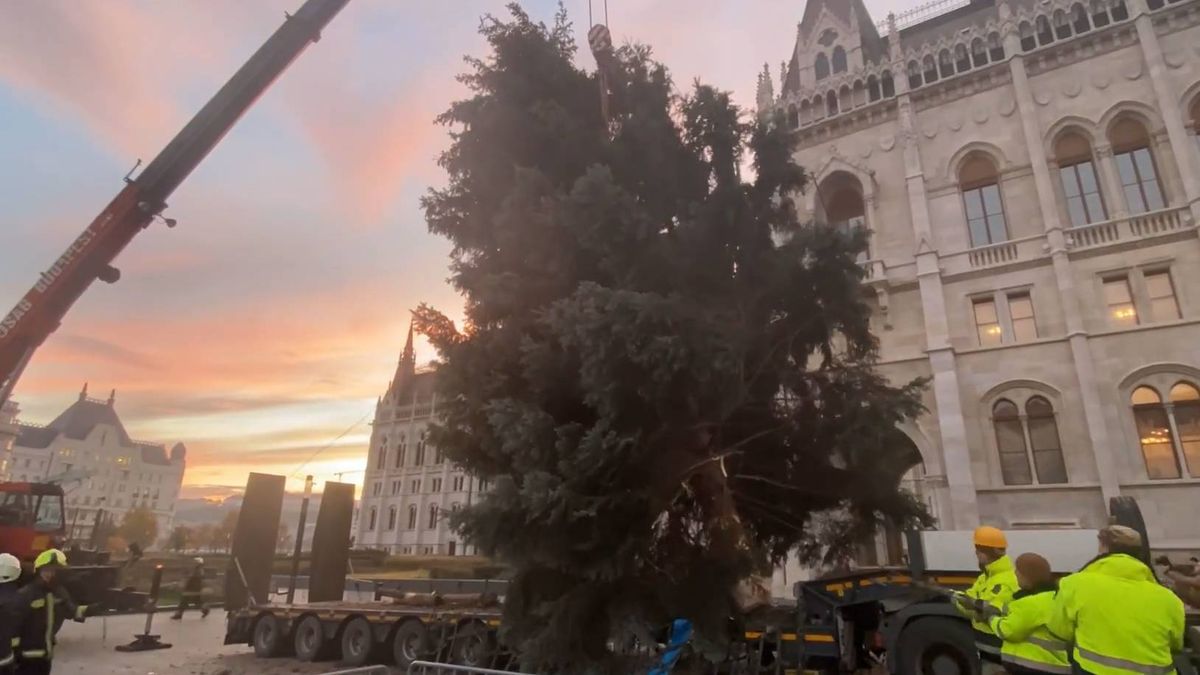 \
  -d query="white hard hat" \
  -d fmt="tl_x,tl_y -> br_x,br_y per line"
193,557 -> 204,565
0,553 -> 20,583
